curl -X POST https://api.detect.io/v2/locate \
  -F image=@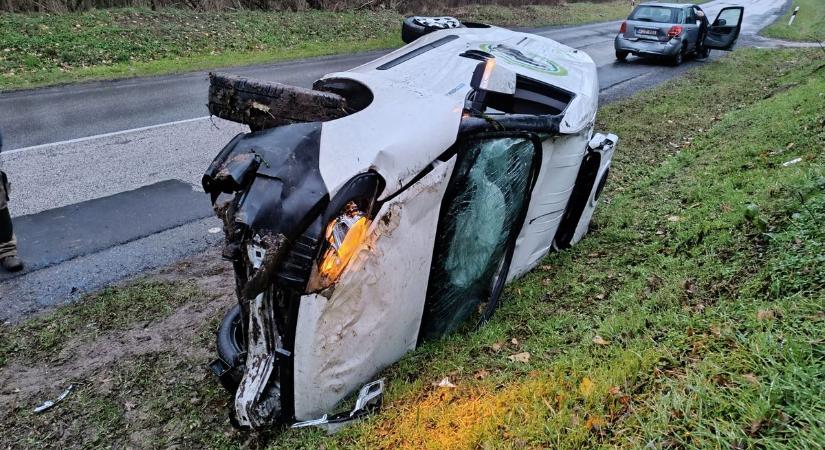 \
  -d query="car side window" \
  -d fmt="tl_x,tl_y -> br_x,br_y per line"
685,8 -> 695,24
